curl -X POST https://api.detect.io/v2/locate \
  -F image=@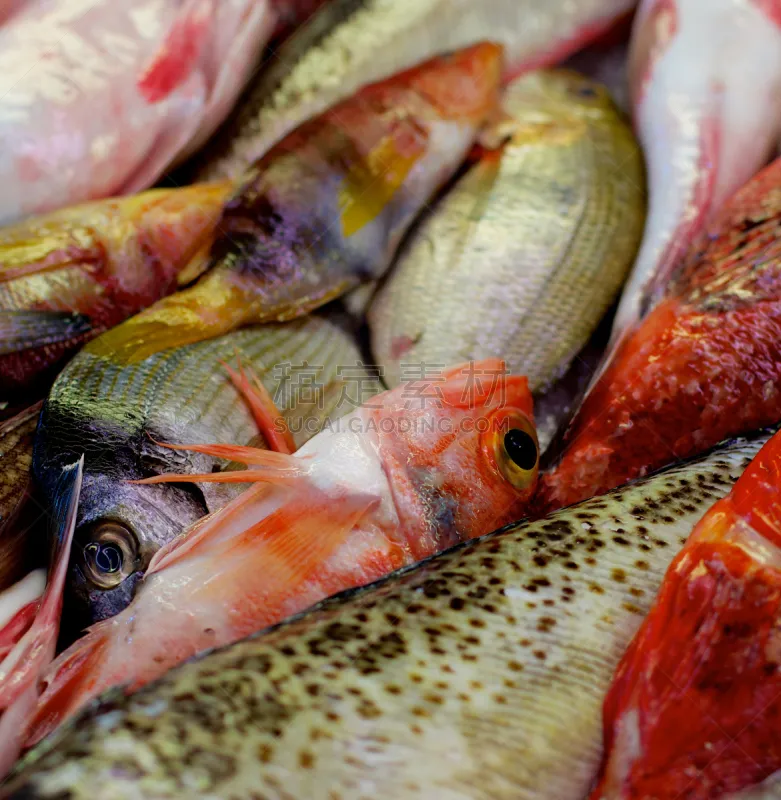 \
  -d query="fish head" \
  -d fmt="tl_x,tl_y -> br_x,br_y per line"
378,358 -> 539,545
401,41 -> 504,125
33,401 -> 215,638
484,68 -> 621,149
